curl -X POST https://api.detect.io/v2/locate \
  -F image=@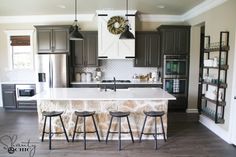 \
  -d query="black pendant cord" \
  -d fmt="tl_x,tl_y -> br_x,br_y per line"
126,0 -> 128,21
75,0 -> 77,23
